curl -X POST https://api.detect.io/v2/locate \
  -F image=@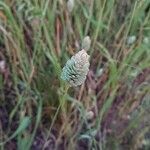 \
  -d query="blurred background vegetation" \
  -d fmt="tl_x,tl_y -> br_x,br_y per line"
0,0 -> 150,149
